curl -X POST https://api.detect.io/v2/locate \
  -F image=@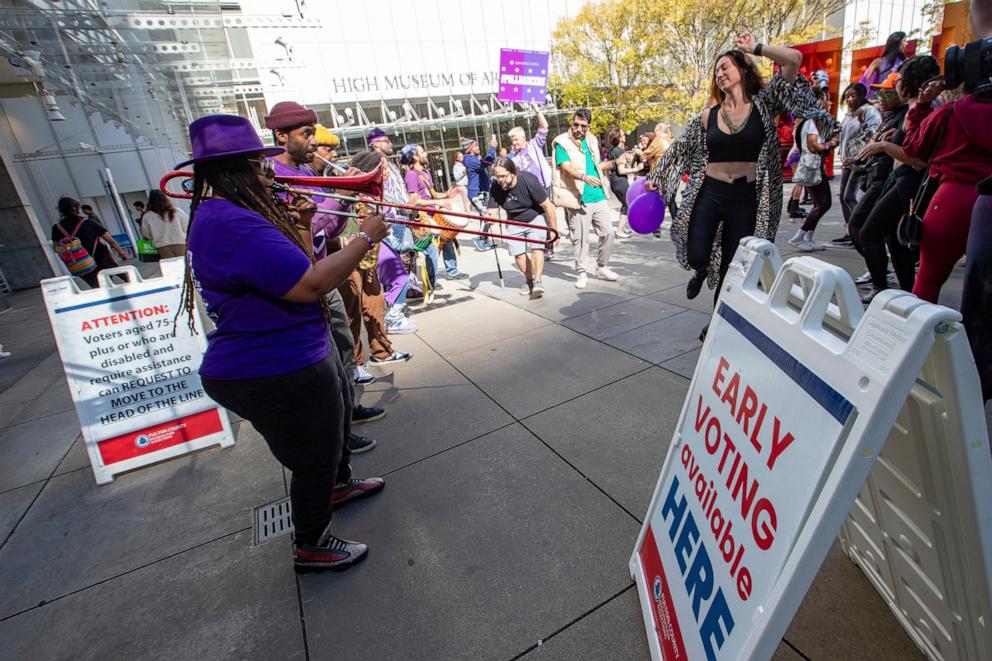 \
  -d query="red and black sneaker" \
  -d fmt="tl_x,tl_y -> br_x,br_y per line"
294,536 -> 368,574
332,477 -> 385,511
